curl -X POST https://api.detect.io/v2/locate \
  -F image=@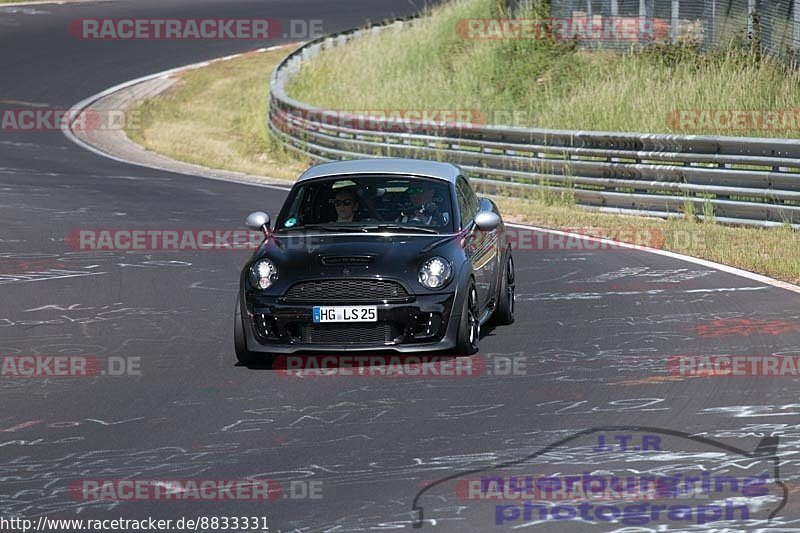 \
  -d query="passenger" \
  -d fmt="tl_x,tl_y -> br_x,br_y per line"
397,182 -> 446,226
